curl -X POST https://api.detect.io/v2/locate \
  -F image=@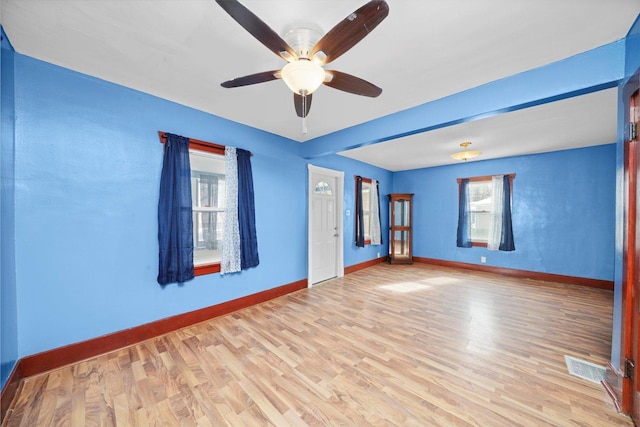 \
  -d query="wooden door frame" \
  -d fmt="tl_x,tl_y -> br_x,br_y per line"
626,83 -> 640,420
617,70 -> 640,417
307,164 -> 344,288
623,132 -> 637,416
